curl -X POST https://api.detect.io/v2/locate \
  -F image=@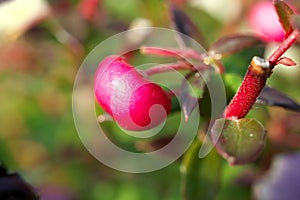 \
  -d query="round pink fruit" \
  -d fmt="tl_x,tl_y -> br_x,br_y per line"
248,1 -> 285,42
